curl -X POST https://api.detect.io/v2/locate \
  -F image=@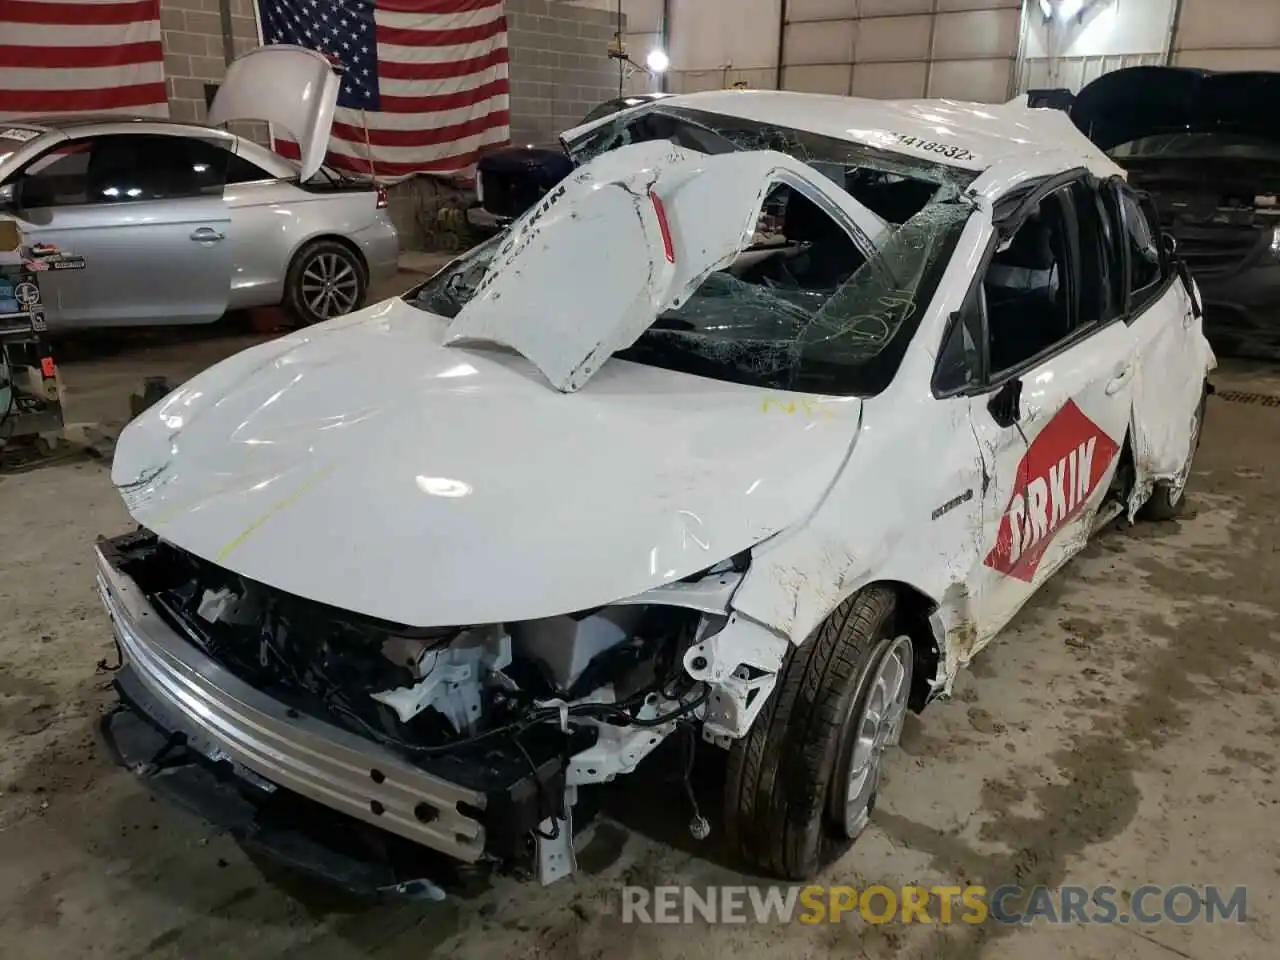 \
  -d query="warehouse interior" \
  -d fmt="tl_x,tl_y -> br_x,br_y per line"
2,0 -> 1280,957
